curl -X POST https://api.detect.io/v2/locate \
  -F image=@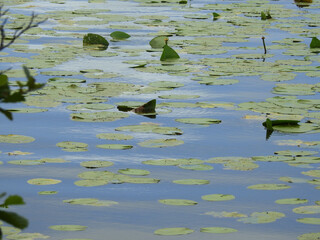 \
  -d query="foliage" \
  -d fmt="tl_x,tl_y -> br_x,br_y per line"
310,37 -> 320,48
83,33 -> 109,50
261,10 -> 272,20
110,31 -> 130,40
160,38 -> 180,61
212,12 -> 220,21
0,193 -> 28,239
